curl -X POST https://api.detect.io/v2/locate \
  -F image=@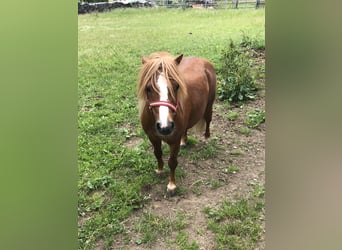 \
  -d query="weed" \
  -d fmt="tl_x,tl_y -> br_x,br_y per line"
240,31 -> 265,51
190,179 -> 203,196
227,111 -> 239,120
230,149 -> 244,156
248,181 -> 265,198
244,109 -> 265,128
239,126 -> 252,135
175,186 -> 188,196
224,165 -> 240,174
175,231 -> 199,250
210,179 -> 224,189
